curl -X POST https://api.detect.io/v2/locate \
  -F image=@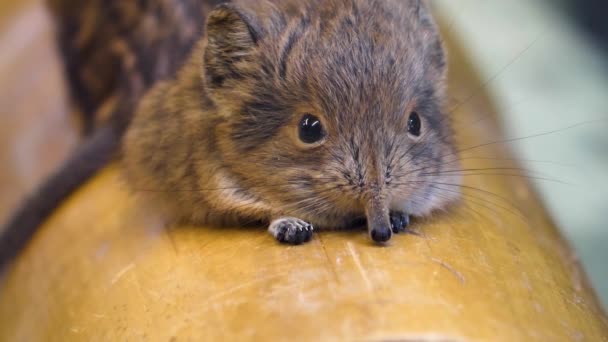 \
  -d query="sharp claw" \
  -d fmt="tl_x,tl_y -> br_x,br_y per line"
271,219 -> 314,245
